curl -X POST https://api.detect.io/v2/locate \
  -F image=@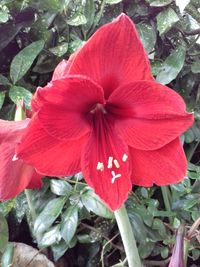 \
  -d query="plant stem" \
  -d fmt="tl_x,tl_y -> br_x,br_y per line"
161,186 -> 172,224
114,204 -> 142,267
183,238 -> 190,267
25,189 -> 36,221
